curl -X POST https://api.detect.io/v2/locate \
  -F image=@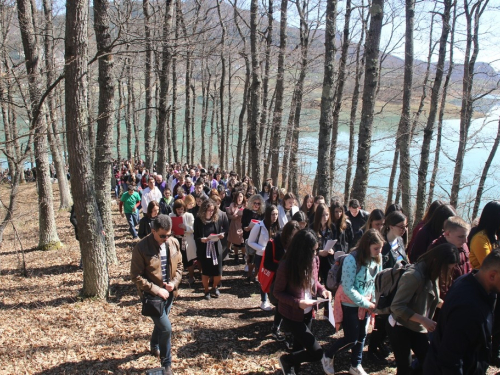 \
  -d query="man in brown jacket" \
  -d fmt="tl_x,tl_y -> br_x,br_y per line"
131,215 -> 182,375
